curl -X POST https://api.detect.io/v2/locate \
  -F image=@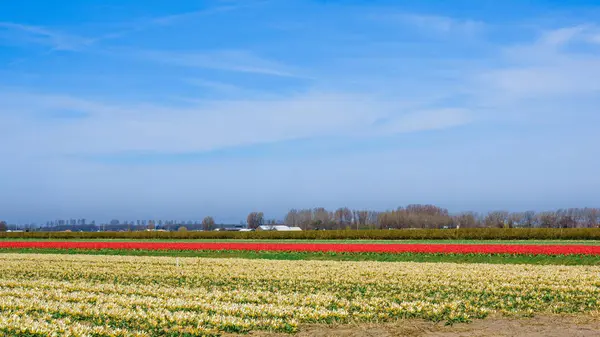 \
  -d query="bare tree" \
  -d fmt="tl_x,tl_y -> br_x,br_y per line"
484,211 -> 509,228
280,206 -> 598,231
356,210 -> 370,229
508,212 -> 525,228
247,213 -> 256,229
584,208 -> 600,228
0,221 -> 7,232
375,205 -> 455,229
313,208 -> 331,229
247,212 -> 265,229
201,216 -> 216,231
454,212 -> 478,228
334,207 -> 352,229
147,220 -> 156,230
296,209 -> 312,230
522,211 -> 537,227
538,212 -> 559,228
257,212 -> 264,228
556,209 -> 577,228
367,211 -> 379,229
284,209 -> 299,227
